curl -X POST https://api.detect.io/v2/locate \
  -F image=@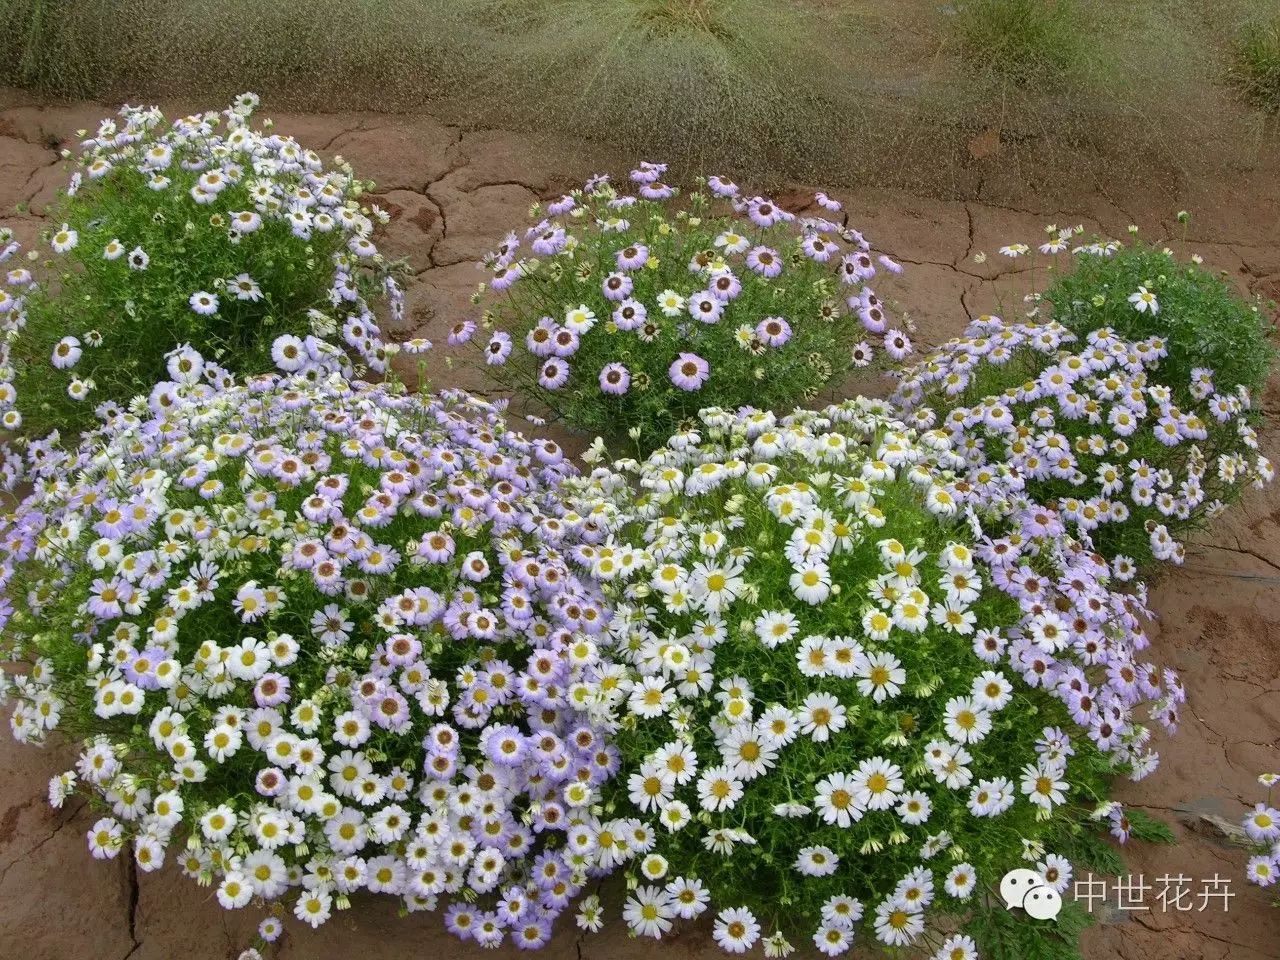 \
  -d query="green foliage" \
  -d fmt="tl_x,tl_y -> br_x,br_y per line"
1232,10 -> 1280,112
6,98 -> 396,437
1053,821 -> 1126,876
465,176 -> 894,453
1123,808 -> 1177,844
953,0 -> 1086,86
1043,242 -> 1275,399
968,896 -> 1094,960
0,0 -> 116,95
